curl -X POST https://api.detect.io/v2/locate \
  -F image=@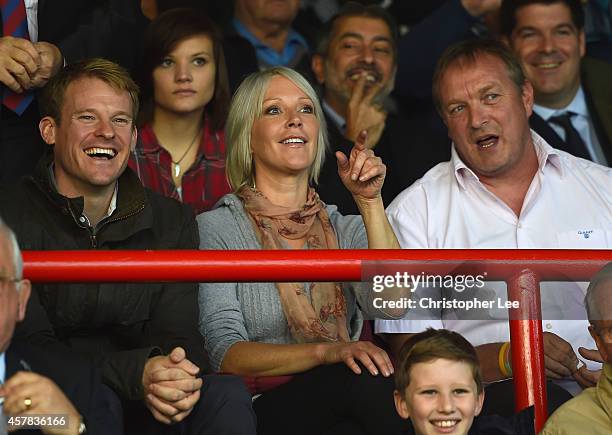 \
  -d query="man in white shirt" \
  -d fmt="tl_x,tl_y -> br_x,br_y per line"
376,38 -> 612,410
